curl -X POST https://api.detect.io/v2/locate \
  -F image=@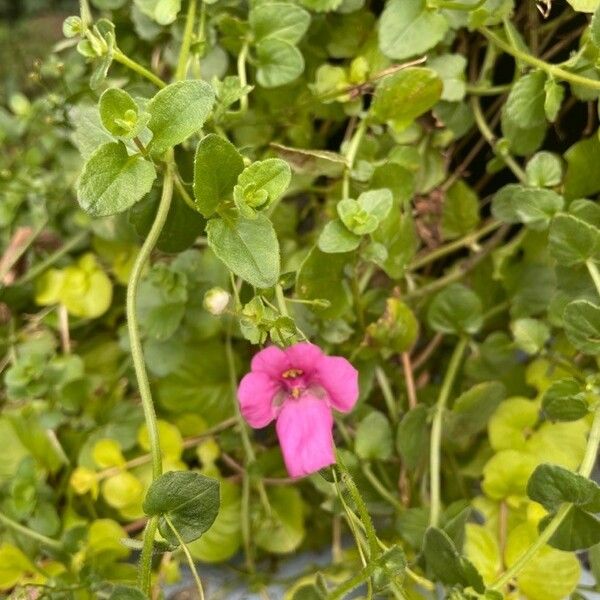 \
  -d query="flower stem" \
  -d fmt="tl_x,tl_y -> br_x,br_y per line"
0,512 -> 63,551
342,118 -> 367,200
113,49 -> 166,89
128,164 -> 174,592
175,0 -> 197,81
429,336 -> 468,527
480,26 -> 600,91
237,42 -> 250,112
490,403 -> 600,591
165,515 -> 205,600
375,366 -> 397,422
